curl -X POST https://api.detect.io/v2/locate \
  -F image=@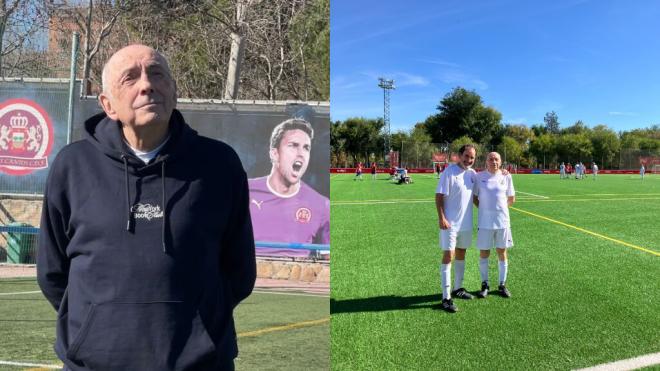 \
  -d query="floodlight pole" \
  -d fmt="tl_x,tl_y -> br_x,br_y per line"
378,77 -> 395,167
